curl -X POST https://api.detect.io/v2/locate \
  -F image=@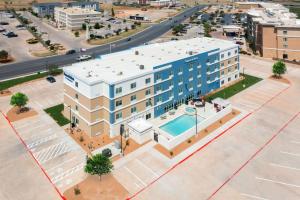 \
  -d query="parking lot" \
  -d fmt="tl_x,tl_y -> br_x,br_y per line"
0,76 -> 87,193
113,56 -> 300,200
0,11 -> 46,64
